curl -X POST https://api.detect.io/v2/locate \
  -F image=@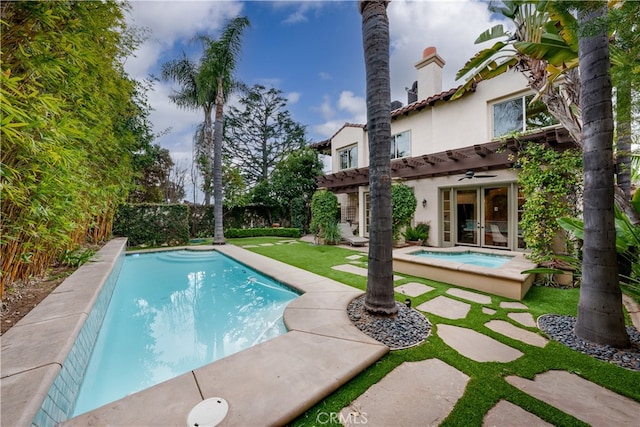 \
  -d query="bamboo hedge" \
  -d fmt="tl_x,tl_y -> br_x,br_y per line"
1,2 -> 149,297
